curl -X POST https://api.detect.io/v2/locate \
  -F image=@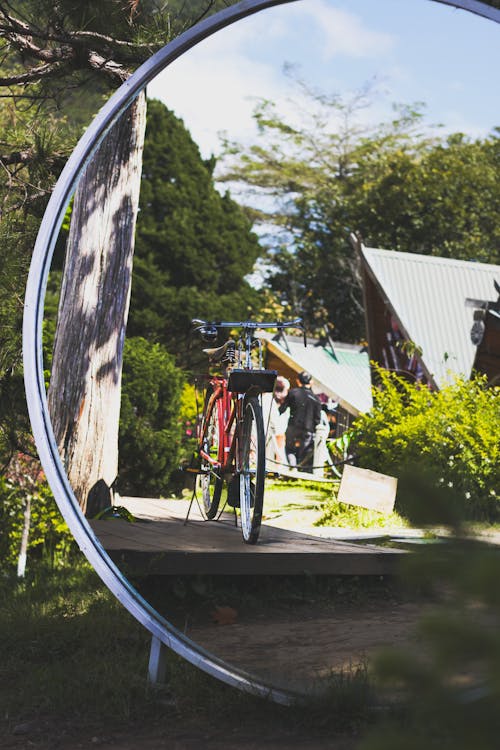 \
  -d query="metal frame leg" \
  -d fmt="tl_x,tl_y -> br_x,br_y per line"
148,635 -> 168,685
